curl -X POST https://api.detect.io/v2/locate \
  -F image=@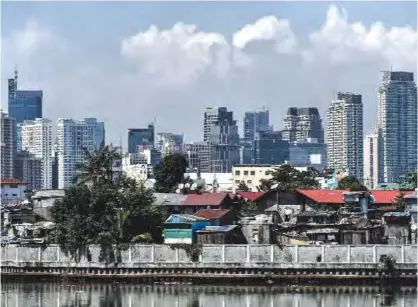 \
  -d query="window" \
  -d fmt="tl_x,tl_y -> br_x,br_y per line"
250,171 -> 255,175
244,171 -> 248,175
9,184 -> 18,189
247,180 -> 252,184
235,180 -> 240,184
235,170 -> 240,175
